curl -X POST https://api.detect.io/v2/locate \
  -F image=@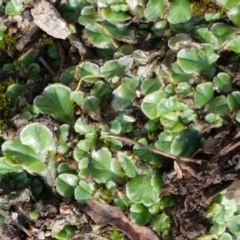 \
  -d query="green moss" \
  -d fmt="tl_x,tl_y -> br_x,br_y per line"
191,0 -> 227,17
0,34 -> 16,50
0,78 -> 18,130
109,229 -> 123,240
